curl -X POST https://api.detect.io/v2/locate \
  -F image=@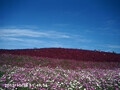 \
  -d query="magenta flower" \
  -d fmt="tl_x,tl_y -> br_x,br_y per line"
68,77 -> 71,80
